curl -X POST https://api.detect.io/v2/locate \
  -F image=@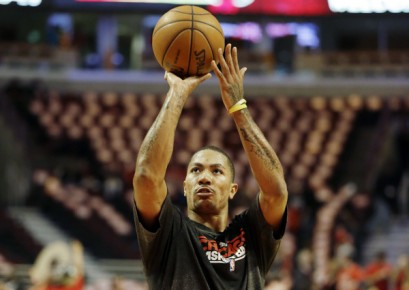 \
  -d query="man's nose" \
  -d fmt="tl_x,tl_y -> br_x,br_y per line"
198,171 -> 211,185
